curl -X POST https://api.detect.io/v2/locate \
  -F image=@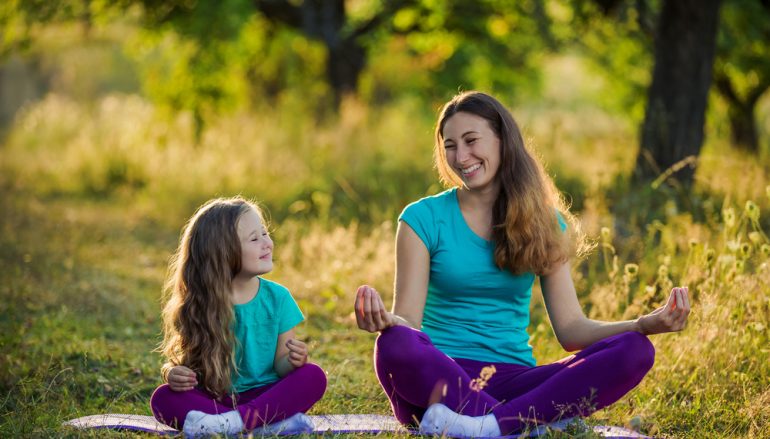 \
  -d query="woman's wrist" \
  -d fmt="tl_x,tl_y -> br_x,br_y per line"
634,316 -> 648,335
389,314 -> 417,330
